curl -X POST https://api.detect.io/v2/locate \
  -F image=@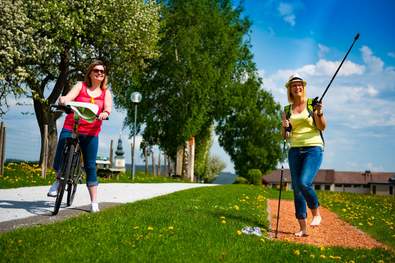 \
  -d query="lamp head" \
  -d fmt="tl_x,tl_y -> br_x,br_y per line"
131,92 -> 142,104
